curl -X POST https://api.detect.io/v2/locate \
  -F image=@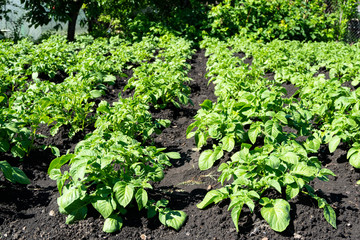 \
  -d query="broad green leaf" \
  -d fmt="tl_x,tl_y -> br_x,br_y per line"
291,162 -> 318,178
222,135 -> 235,152
49,169 -> 62,180
275,111 -> 288,124
66,206 -> 87,224
248,127 -> 260,144
200,99 -> 213,110
197,190 -> 224,209
103,215 -> 123,233
114,182 -> 134,207
135,188 -> 148,211
152,167 -> 165,182
199,150 -> 214,170
324,204 -> 337,229
177,92 -> 189,105
285,183 -> 299,200
11,145 -> 25,158
11,167 -> 31,184
92,199 -> 113,219
268,179 -> 282,193
281,152 -> 299,165
260,199 -> 290,232
147,205 -> 157,218
304,138 -> 321,153
0,161 -> 15,182
318,168 -> 336,178
104,75 -> 116,83
159,210 -> 187,231
266,156 -> 280,169
348,150 -> 360,169
97,101 -> 110,113
0,140 -> 10,152
165,152 -> 181,159
186,121 -> 199,137
50,146 -> 60,157
212,146 -> 224,161
90,90 -> 103,98
48,154 -> 75,175
264,120 -> 281,139
195,132 -> 206,148
58,188 -> 85,213
329,136 -> 340,153
231,204 -> 243,232
70,160 -> 87,181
